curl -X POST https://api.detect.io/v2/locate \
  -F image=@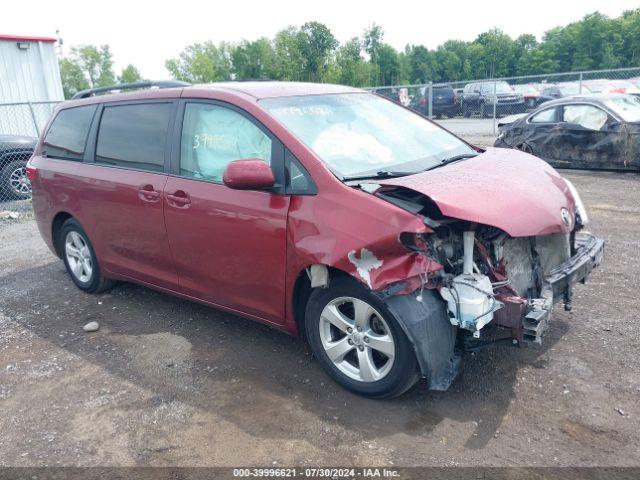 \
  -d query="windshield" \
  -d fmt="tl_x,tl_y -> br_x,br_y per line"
603,95 -> 640,122
480,82 -> 513,94
261,93 -> 474,178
